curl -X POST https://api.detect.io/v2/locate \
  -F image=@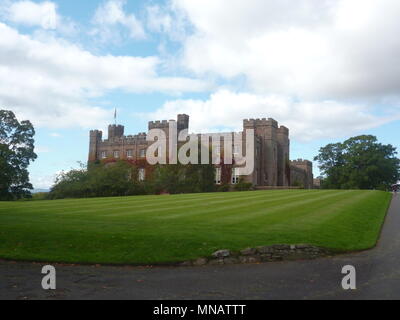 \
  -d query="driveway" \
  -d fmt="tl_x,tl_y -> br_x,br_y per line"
0,195 -> 399,300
